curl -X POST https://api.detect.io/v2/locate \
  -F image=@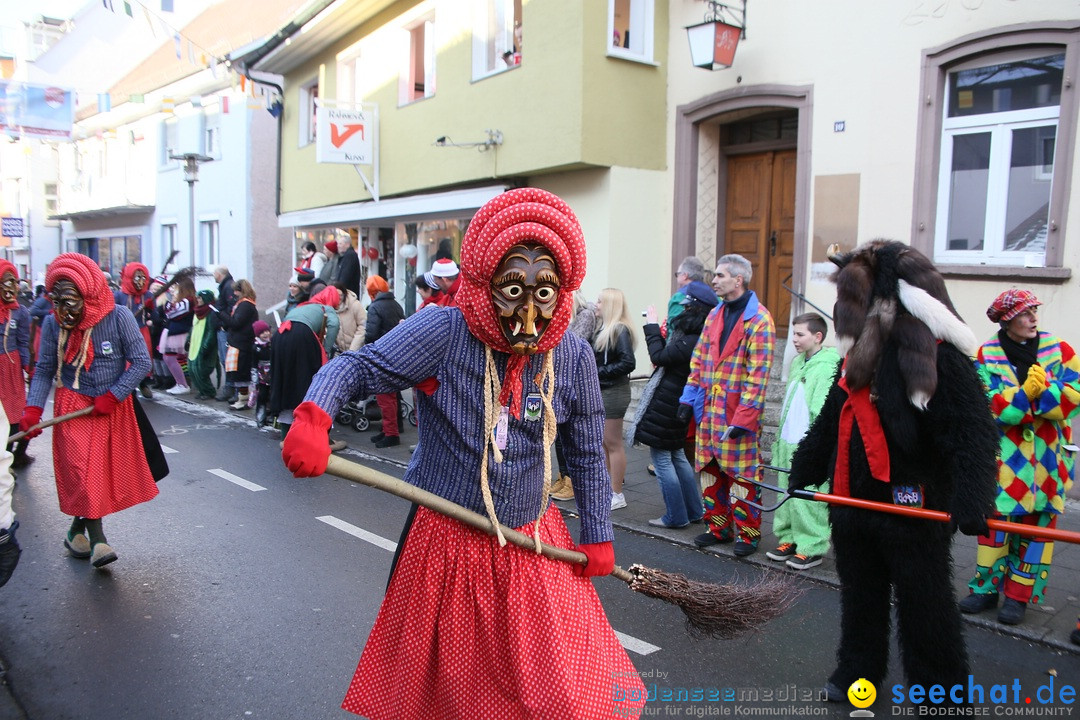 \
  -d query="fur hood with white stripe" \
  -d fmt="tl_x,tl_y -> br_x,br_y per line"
829,239 -> 977,410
